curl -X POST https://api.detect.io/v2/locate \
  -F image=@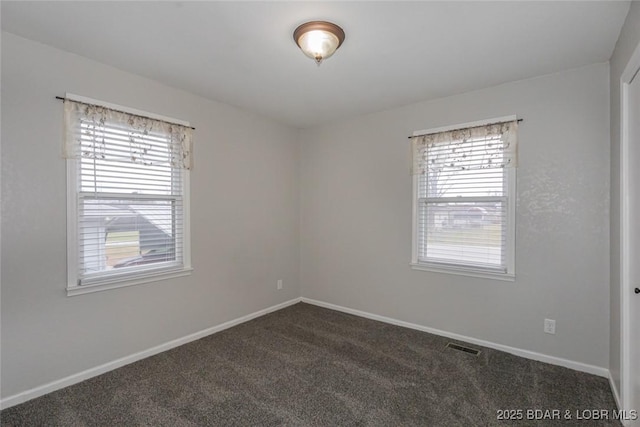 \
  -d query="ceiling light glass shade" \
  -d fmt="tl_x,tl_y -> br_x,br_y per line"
294,21 -> 345,65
